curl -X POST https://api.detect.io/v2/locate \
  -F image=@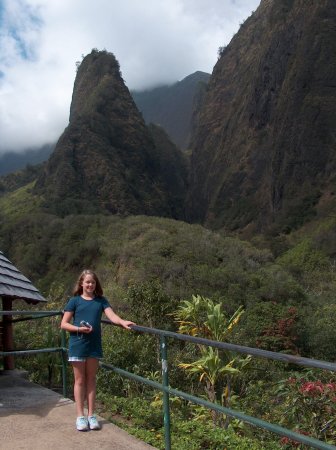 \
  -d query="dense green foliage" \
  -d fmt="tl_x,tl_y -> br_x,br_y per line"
2,184 -> 336,448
